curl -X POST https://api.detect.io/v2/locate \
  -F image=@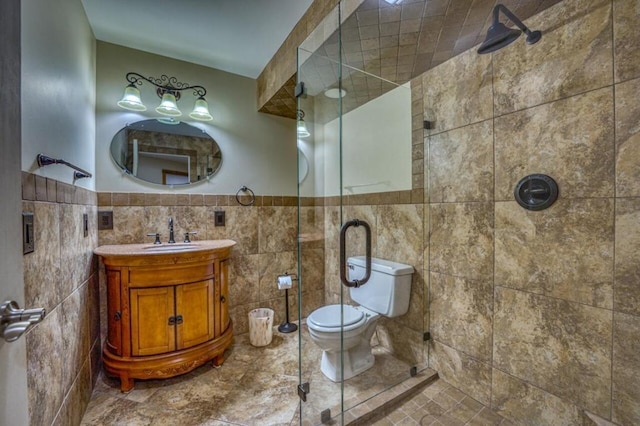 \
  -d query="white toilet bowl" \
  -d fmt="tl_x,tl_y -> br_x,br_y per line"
306,256 -> 414,382
307,304 -> 379,382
